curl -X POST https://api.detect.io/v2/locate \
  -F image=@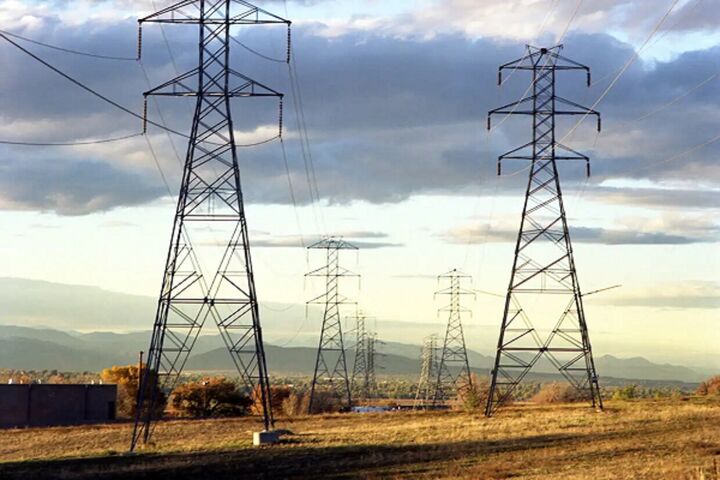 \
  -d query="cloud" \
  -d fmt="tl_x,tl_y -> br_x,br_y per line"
0,156 -> 164,215
443,214 -> 720,245
586,186 -> 720,210
0,7 -> 717,215
594,281 -> 720,310
302,0 -> 720,42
